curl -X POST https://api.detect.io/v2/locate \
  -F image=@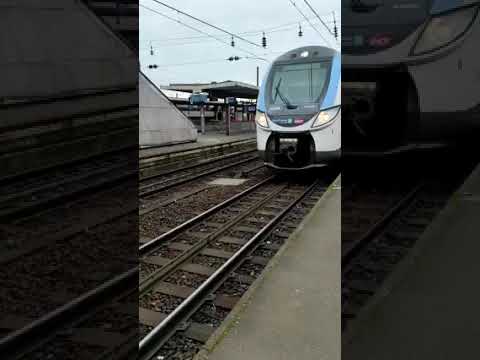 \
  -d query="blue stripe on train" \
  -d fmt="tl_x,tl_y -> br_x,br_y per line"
257,64 -> 272,113
321,52 -> 340,109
